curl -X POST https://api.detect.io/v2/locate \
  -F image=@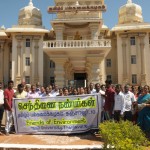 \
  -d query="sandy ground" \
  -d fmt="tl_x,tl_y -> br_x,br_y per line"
0,132 -> 103,146
0,123 -> 103,150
